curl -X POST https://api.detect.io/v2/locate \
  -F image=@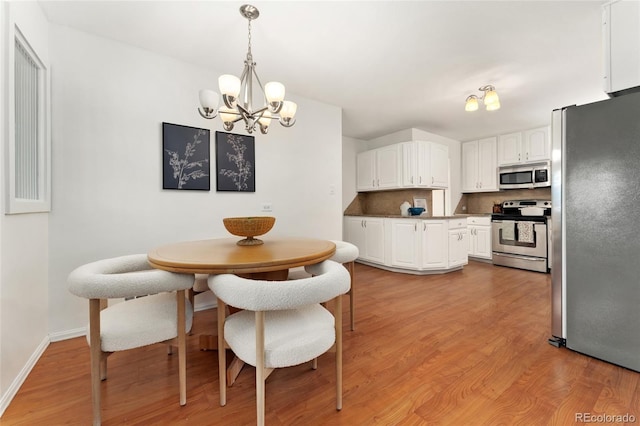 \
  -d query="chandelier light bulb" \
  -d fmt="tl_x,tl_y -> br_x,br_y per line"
219,75 -> 241,98
280,101 -> 297,119
265,82 -> 285,103
486,101 -> 501,111
465,96 -> 479,112
199,89 -> 219,110
258,110 -> 272,126
219,106 -> 238,125
483,89 -> 499,106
